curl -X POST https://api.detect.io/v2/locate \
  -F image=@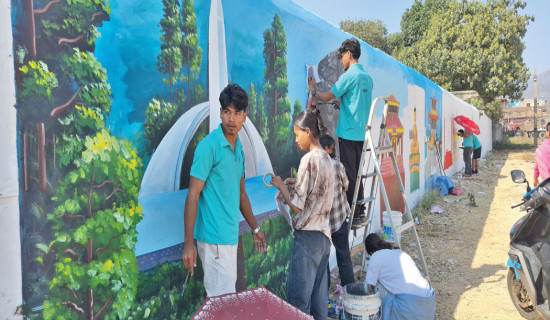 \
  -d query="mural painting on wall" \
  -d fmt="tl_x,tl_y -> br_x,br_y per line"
10,0 -> 475,317
409,107 -> 420,193
11,0 -> 300,318
379,93 -> 405,216
425,94 -> 442,189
